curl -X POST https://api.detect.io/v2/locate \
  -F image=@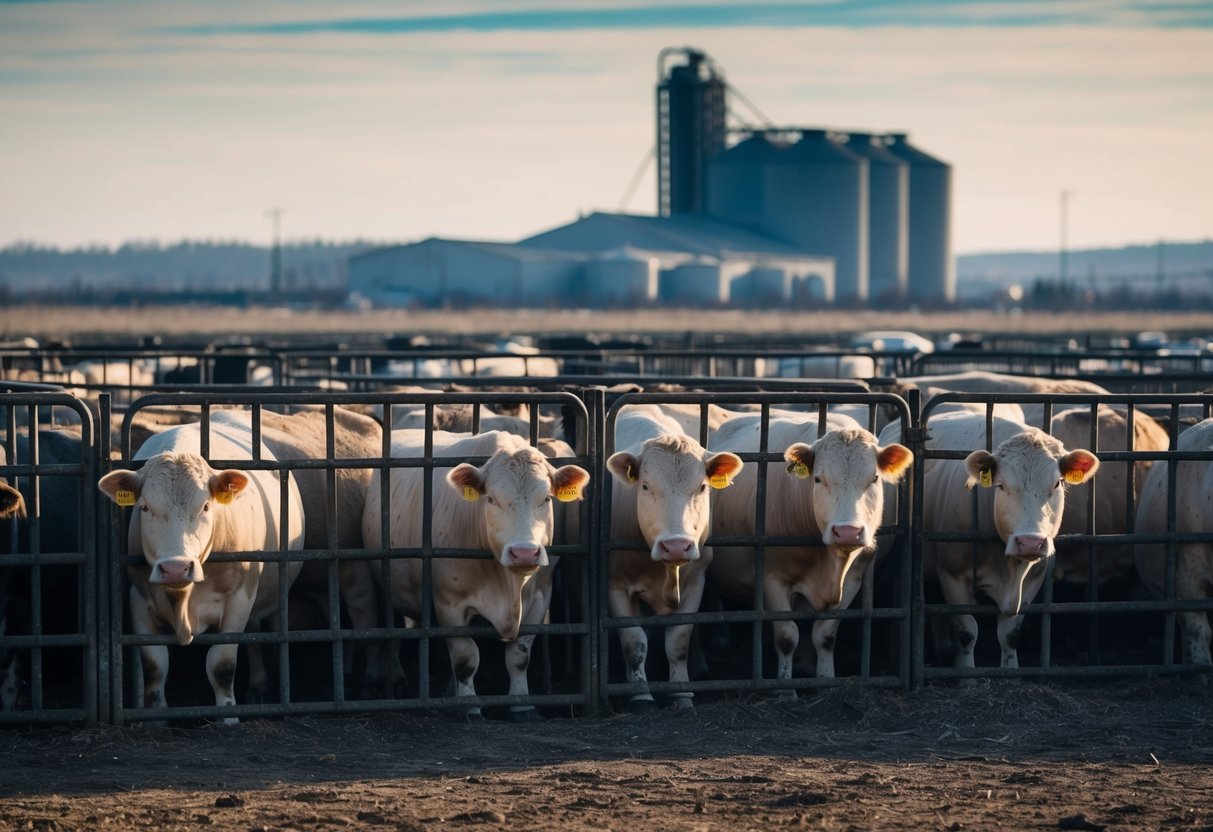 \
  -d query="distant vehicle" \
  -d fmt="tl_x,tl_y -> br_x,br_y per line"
850,330 -> 935,354
1134,331 -> 1169,350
